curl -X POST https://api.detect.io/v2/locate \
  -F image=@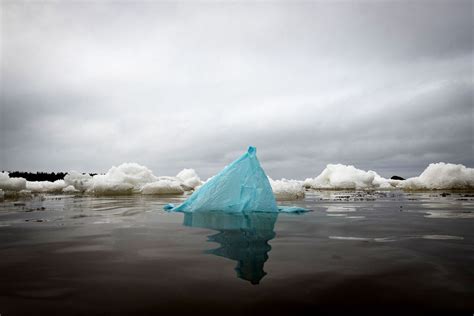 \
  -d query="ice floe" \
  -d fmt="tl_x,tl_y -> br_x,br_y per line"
64,171 -> 93,192
399,162 -> 474,190
89,163 -> 158,194
303,162 -> 473,190
61,164 -> 201,195
63,185 -> 80,193
176,168 -> 202,189
269,178 -> 305,200
26,180 -> 67,193
303,164 -> 393,189
141,179 -> 184,195
0,161 -> 472,197
0,172 -> 27,191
